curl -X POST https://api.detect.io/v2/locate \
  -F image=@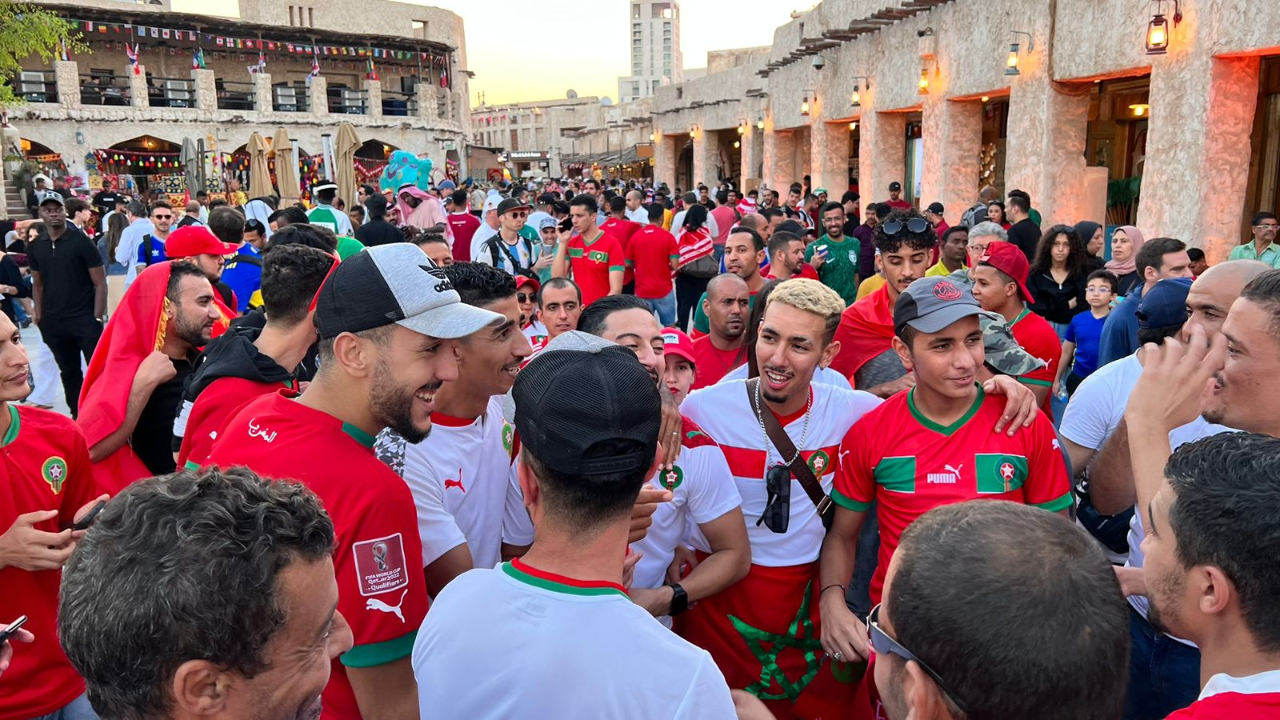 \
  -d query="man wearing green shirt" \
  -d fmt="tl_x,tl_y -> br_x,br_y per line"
1228,212 -> 1280,267
806,201 -> 861,306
